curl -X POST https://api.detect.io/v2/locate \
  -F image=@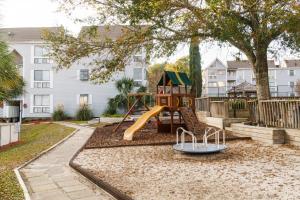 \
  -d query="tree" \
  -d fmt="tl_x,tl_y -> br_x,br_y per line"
46,0 -> 300,102
147,56 -> 189,93
189,37 -> 202,97
0,41 -> 24,101
104,77 -> 142,115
